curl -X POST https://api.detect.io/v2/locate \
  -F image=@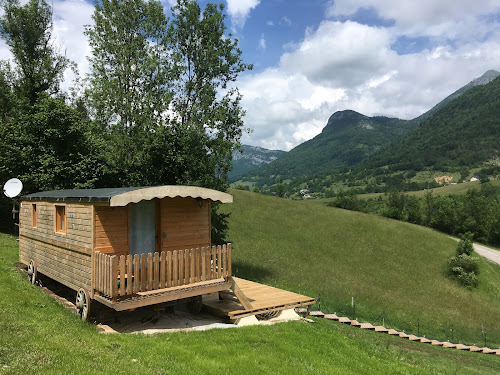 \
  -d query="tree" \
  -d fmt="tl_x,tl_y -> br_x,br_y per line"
84,0 -> 172,186
0,0 -> 69,105
167,0 -> 252,190
0,94 -> 103,193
